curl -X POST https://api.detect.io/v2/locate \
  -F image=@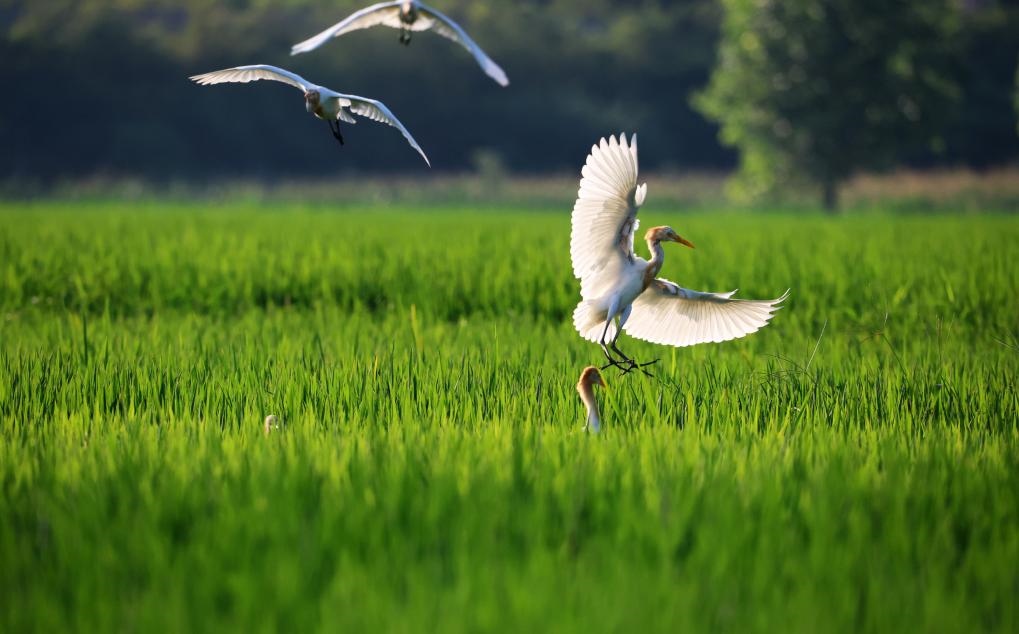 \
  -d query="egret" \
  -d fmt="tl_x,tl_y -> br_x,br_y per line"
264,415 -> 280,435
189,64 -> 430,165
576,366 -> 607,432
570,134 -> 788,373
291,1 -> 509,87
